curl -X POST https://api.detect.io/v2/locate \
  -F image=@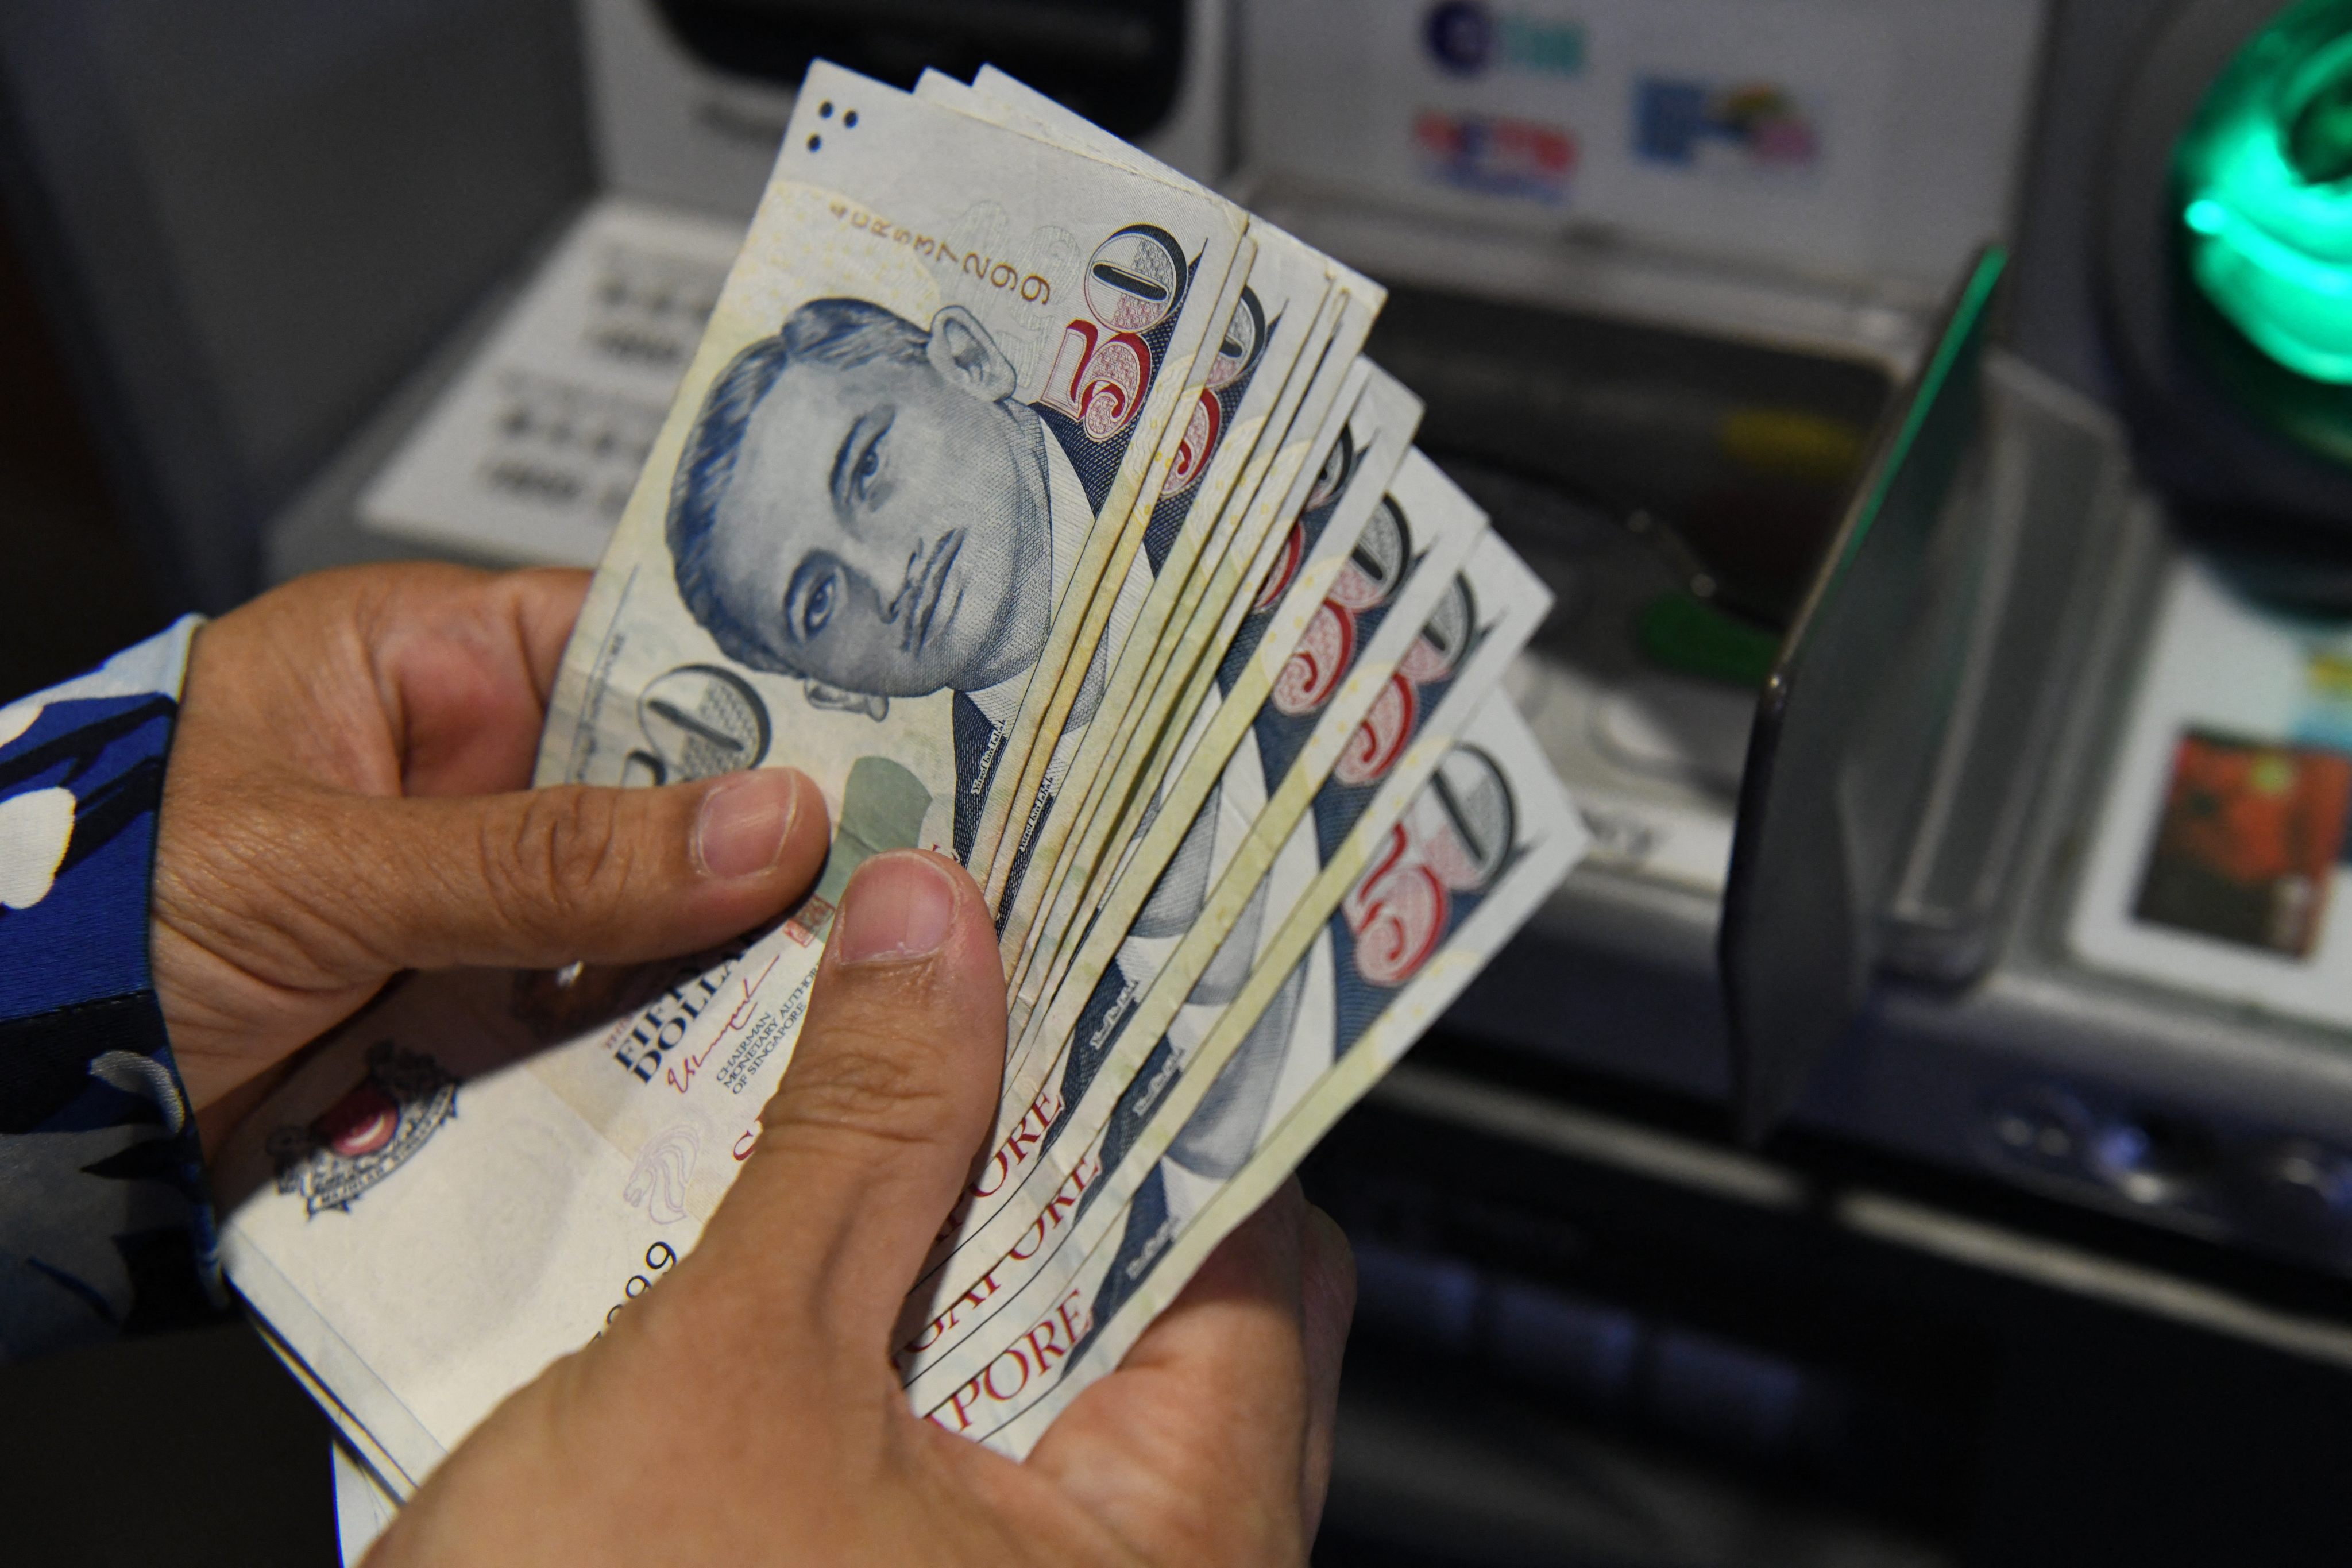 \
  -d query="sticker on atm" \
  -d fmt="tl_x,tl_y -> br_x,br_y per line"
2133,730 -> 2352,958
2292,647 -> 2352,756
1413,109 -> 1577,202
1633,78 -> 1820,173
